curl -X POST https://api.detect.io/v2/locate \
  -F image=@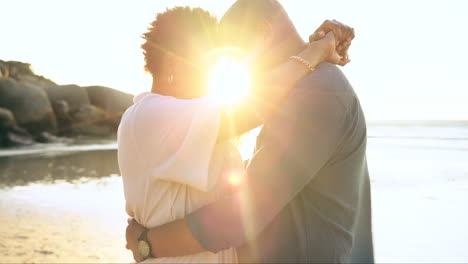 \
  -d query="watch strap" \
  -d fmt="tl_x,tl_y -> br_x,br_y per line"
138,228 -> 154,259
139,228 -> 150,242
